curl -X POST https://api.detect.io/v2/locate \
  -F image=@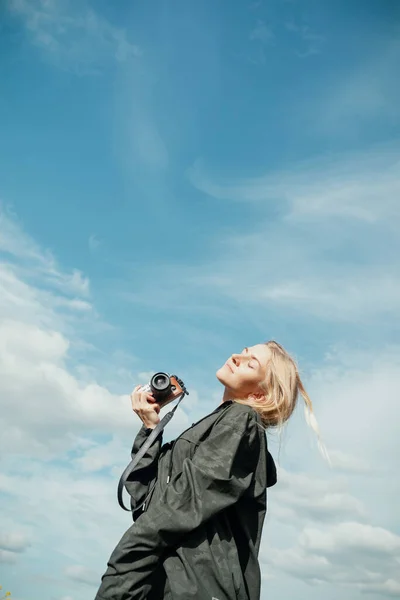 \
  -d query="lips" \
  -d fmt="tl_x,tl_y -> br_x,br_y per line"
225,362 -> 234,373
